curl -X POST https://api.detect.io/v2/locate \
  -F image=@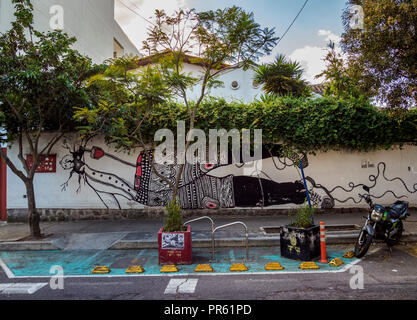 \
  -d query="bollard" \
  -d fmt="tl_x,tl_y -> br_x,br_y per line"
319,222 -> 328,263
